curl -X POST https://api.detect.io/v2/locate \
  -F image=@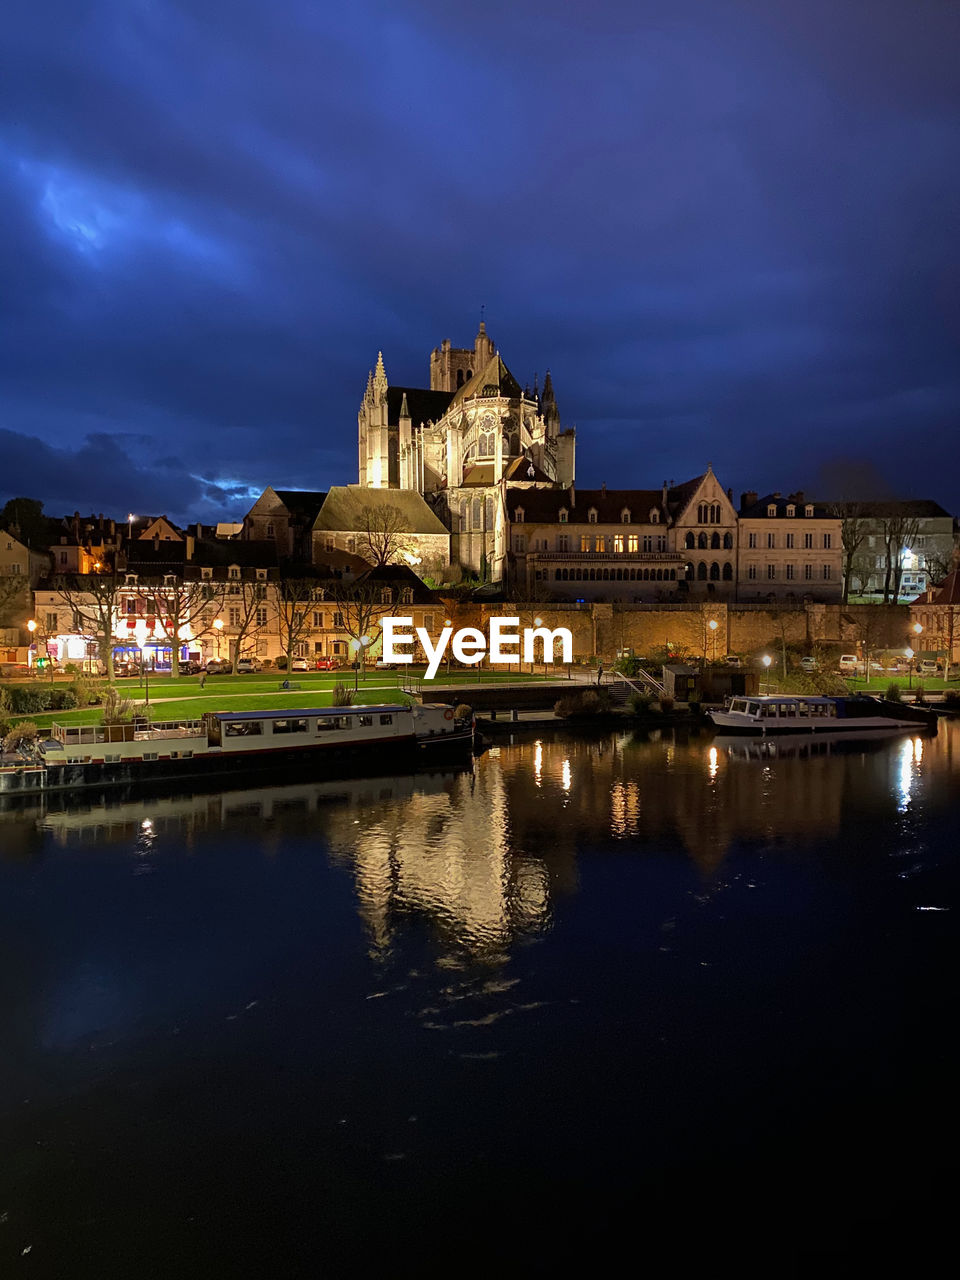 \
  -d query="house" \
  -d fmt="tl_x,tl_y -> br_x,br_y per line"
312,486 -> 450,578
737,492 -> 842,602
